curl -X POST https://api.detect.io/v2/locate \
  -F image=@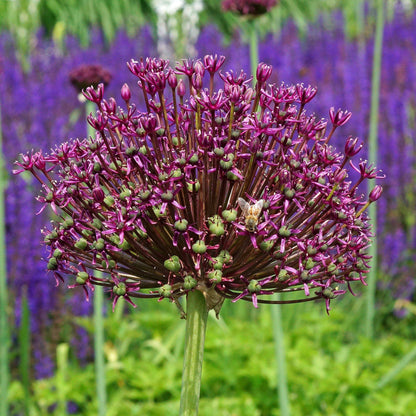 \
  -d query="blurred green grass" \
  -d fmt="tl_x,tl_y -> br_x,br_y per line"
8,293 -> 416,415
